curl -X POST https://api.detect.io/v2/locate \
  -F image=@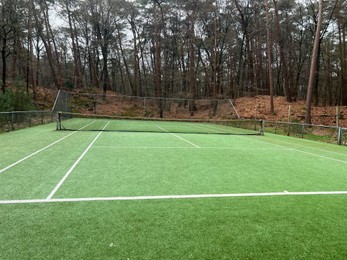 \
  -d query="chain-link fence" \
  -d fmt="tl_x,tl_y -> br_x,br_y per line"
0,111 -> 55,133
52,90 -> 73,112
264,120 -> 347,146
1,89 -> 346,146
59,91 -> 240,119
